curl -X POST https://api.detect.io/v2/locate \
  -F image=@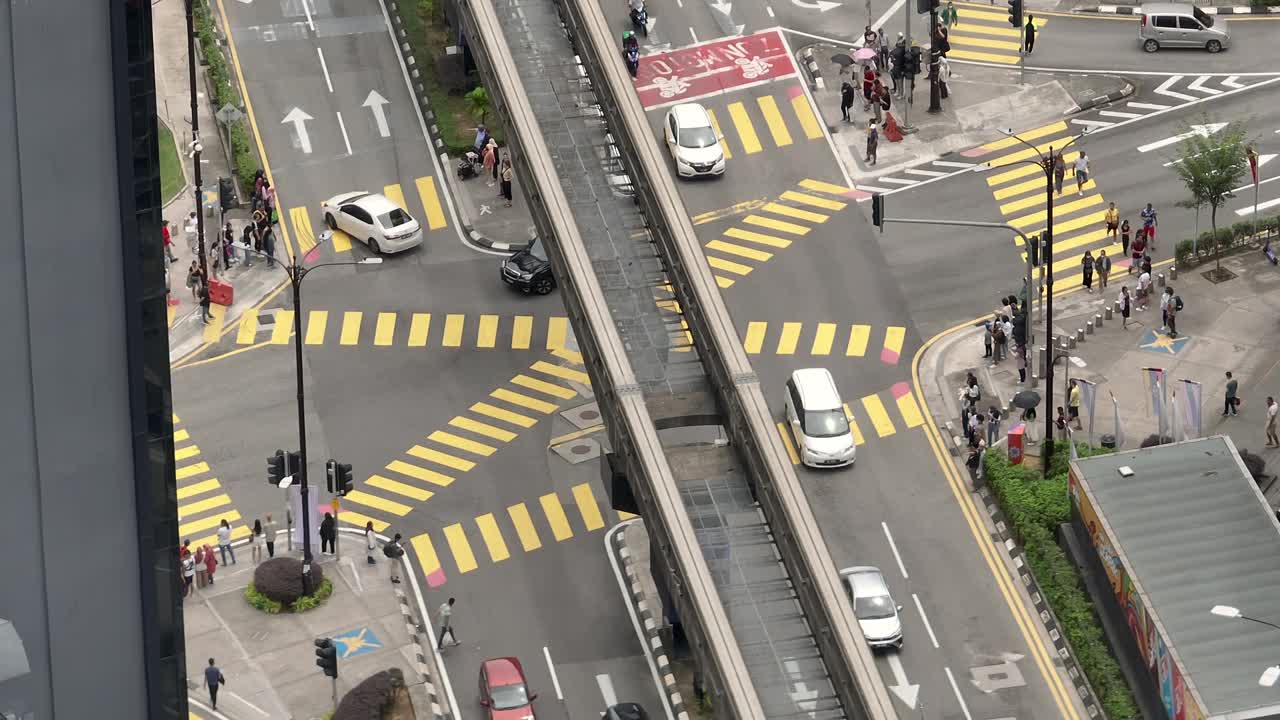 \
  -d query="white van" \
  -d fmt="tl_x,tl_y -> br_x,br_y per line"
784,368 -> 856,468
1139,4 -> 1231,53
